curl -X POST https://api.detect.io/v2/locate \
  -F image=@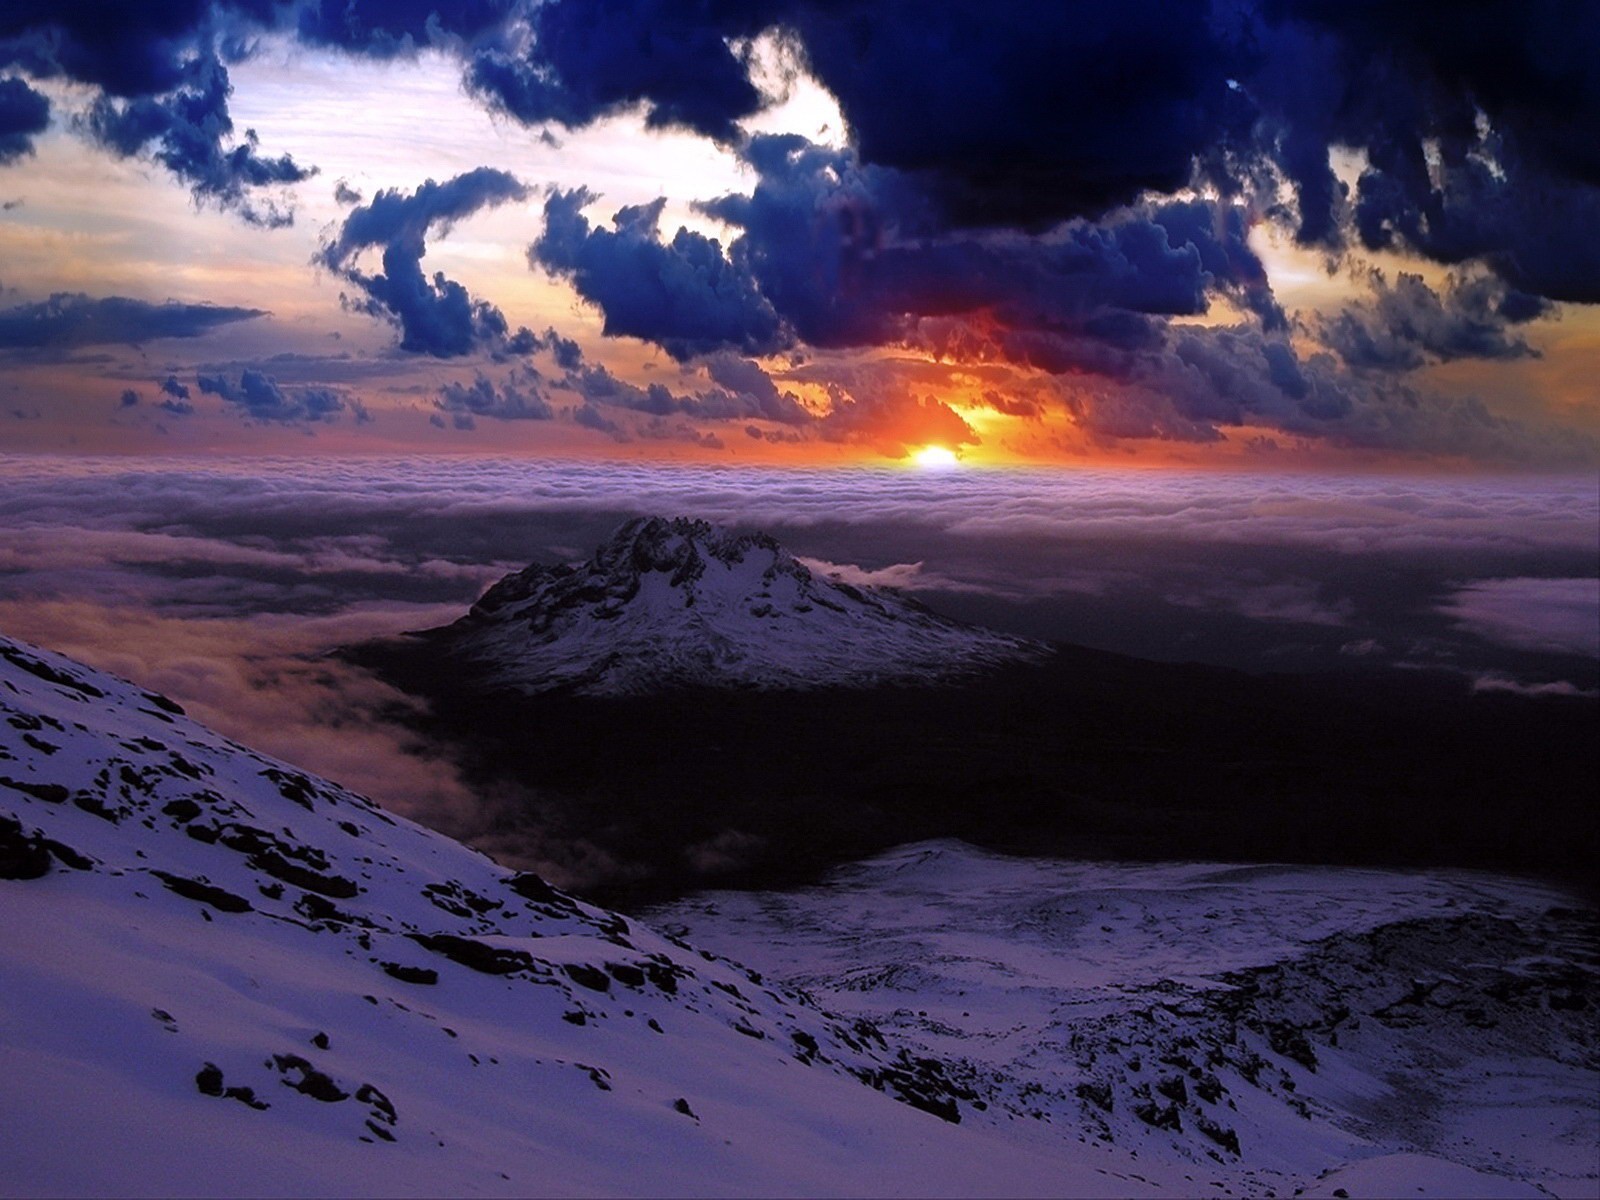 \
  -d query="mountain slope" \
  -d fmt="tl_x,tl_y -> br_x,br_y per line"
650,841 -> 1598,1199
0,633 -> 1154,1198
422,516 -> 1045,695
